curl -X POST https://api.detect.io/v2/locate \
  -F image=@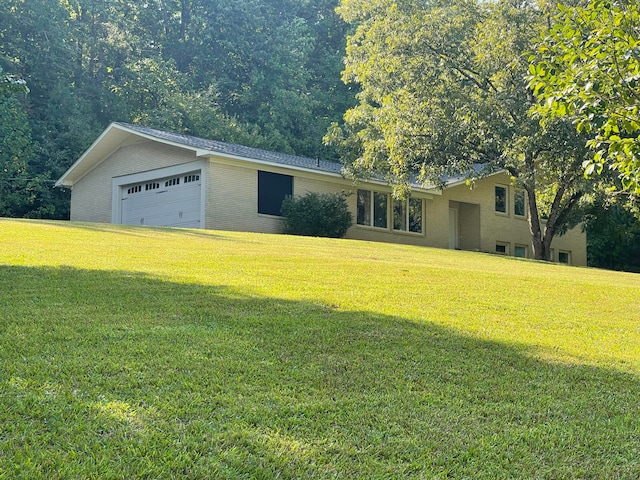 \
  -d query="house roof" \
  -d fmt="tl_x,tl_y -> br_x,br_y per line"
55,122 -> 501,191
55,122 -> 344,187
